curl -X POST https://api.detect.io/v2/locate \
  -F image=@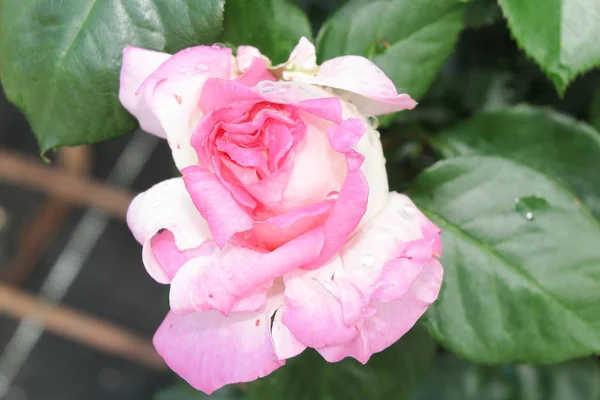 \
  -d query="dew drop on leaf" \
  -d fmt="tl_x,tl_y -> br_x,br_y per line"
514,195 -> 550,221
